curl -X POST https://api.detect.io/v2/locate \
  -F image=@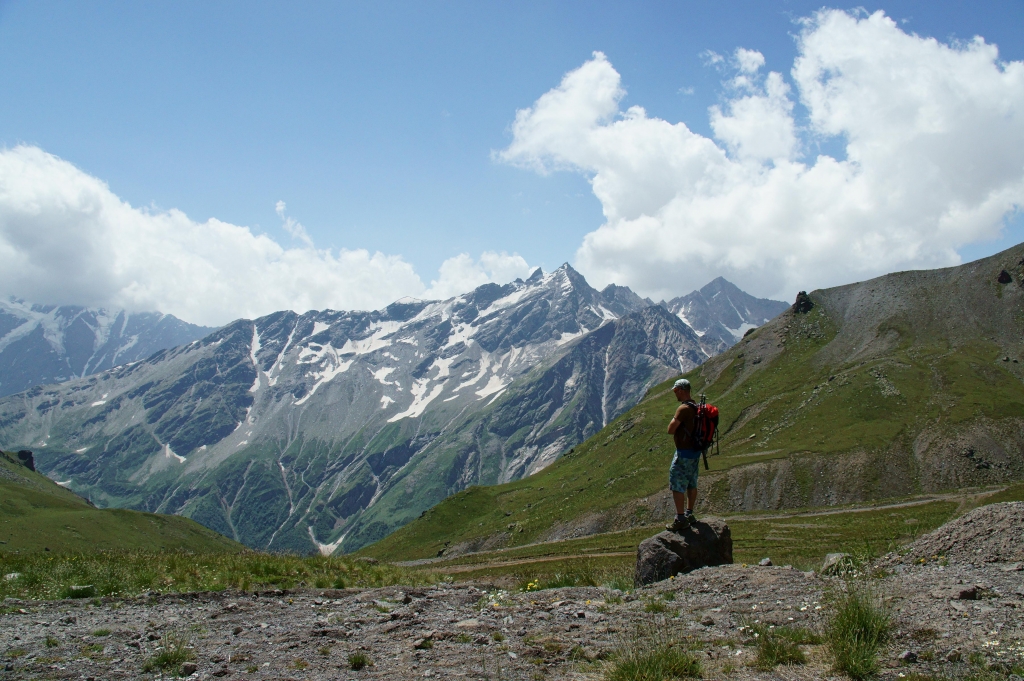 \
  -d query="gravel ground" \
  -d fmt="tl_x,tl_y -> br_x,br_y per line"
883,502 -> 1024,567
2,557 -> 1022,681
